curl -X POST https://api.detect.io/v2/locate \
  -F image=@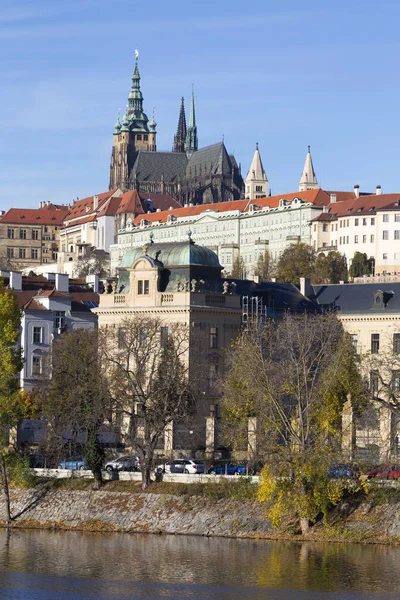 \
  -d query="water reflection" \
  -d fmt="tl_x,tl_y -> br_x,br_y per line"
0,530 -> 397,599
